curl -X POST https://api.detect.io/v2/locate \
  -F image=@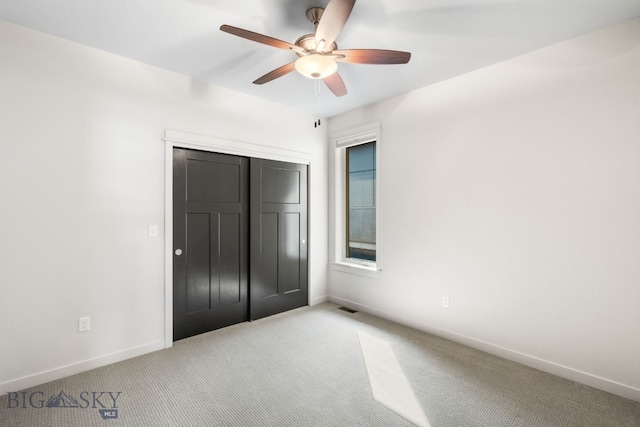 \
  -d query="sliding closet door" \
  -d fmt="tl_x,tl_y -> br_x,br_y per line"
173,148 -> 249,341
250,159 -> 308,320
